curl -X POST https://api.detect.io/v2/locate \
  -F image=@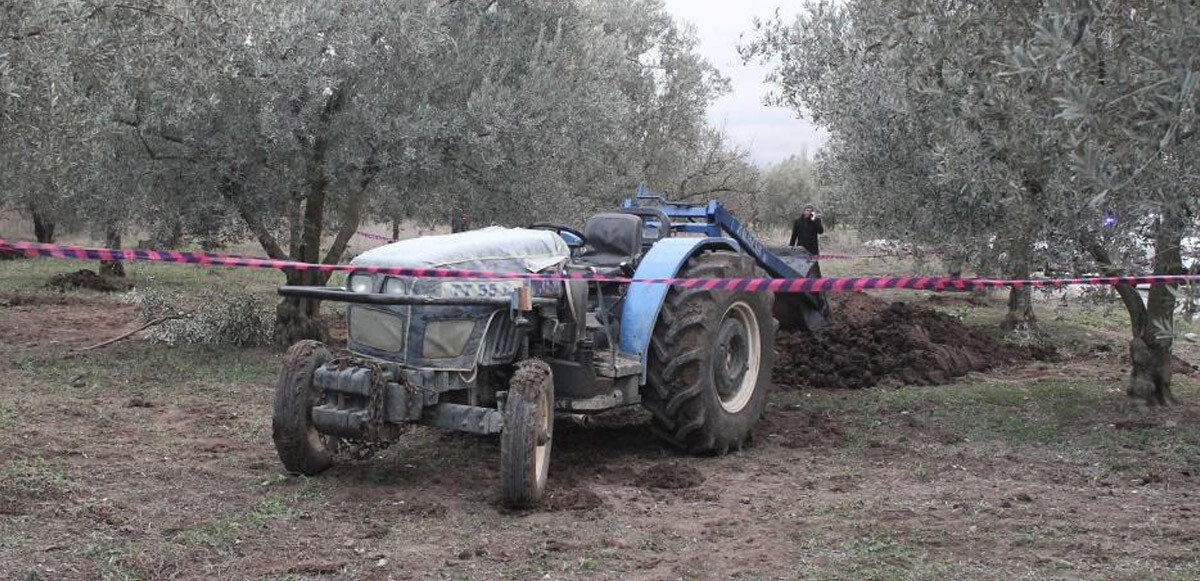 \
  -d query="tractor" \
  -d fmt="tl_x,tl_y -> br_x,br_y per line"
273,188 -> 828,507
